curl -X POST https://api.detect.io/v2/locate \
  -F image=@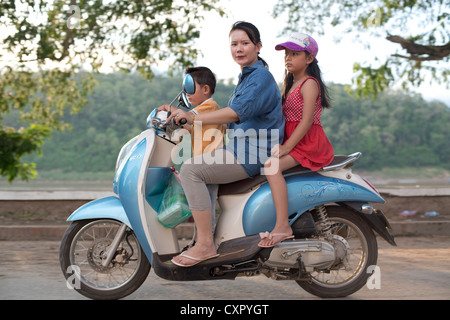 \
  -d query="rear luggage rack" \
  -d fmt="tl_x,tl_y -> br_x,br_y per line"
322,152 -> 361,172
